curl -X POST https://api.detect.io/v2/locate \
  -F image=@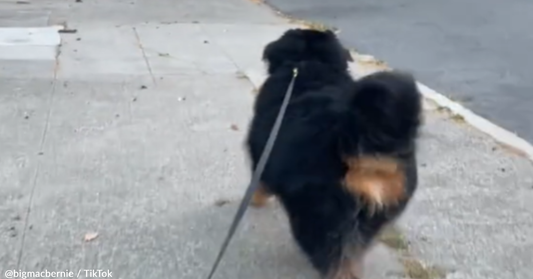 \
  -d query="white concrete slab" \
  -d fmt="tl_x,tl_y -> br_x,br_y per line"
0,26 -> 61,60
